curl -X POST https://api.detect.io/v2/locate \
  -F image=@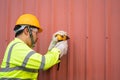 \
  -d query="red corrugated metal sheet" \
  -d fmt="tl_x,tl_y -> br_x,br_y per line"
0,0 -> 120,80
